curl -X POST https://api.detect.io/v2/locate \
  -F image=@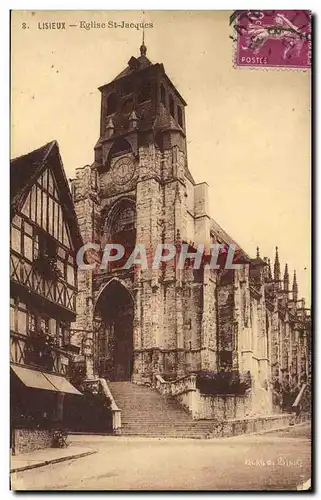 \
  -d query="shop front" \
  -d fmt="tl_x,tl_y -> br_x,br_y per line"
10,364 -> 82,455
